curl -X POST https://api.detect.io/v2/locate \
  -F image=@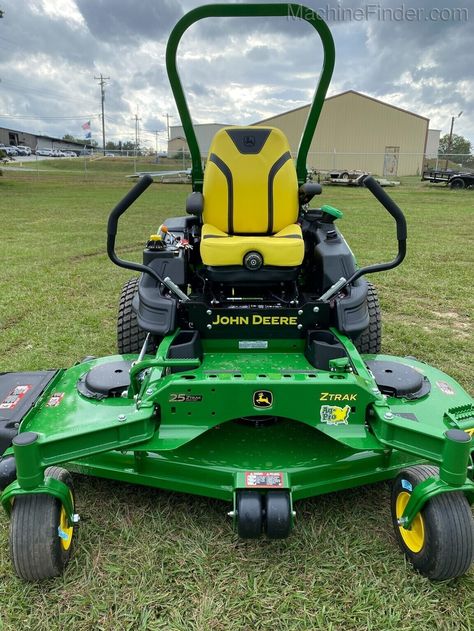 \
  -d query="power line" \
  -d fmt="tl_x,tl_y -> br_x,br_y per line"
0,79 -> 92,105
0,113 -> 99,120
